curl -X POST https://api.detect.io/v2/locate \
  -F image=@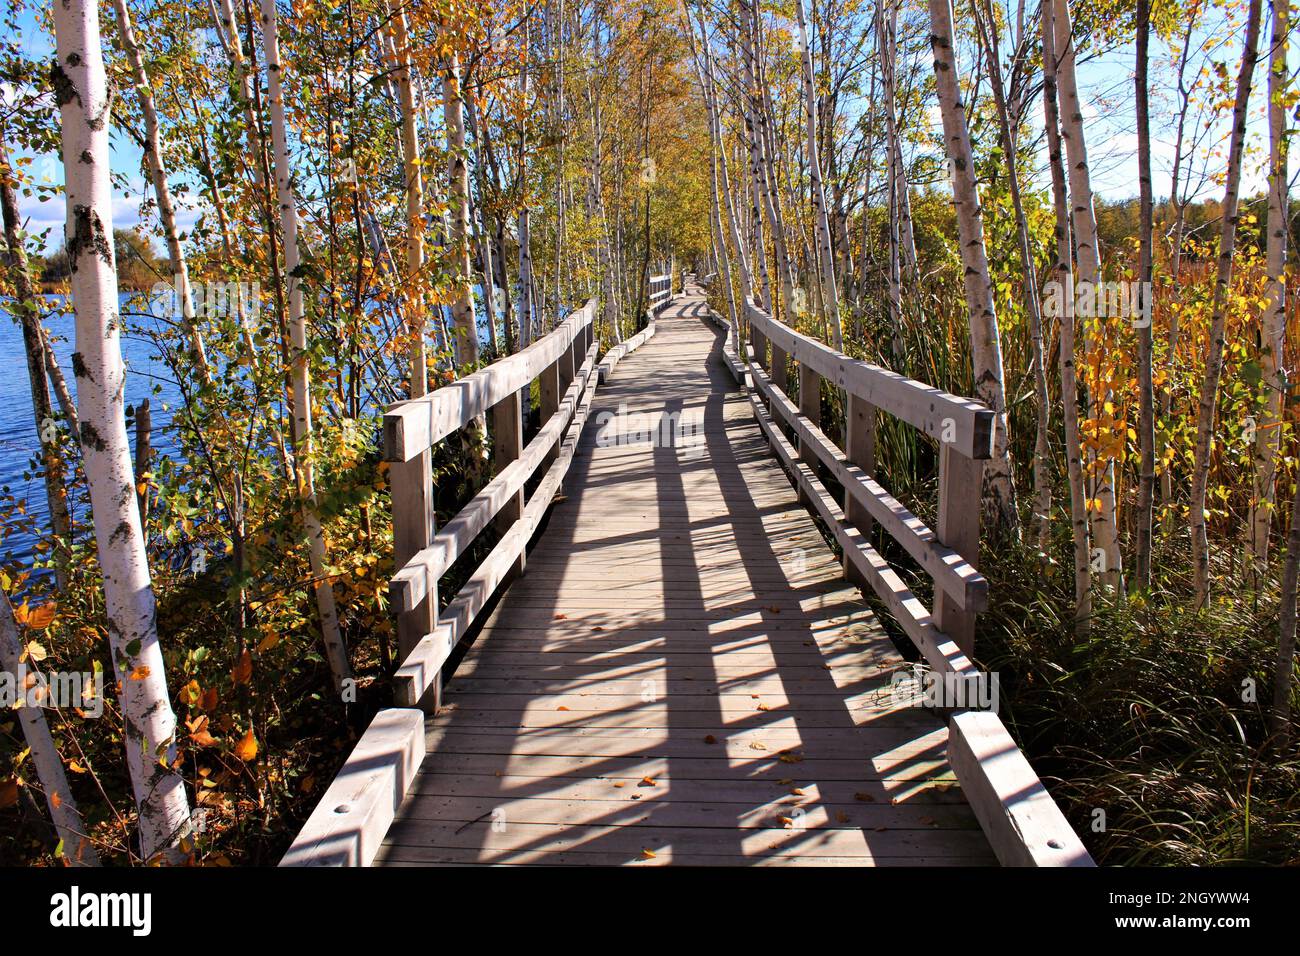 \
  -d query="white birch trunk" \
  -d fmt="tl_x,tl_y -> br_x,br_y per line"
926,0 -> 1018,534
0,592 -> 99,864
444,51 -> 479,366
259,0 -> 353,691
1251,0 -> 1290,570
1043,0 -> 1092,630
794,0 -> 843,349
387,4 -> 428,397
1053,0 -> 1123,591
1189,0 -> 1264,605
51,0 -> 192,859
111,0 -> 210,383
